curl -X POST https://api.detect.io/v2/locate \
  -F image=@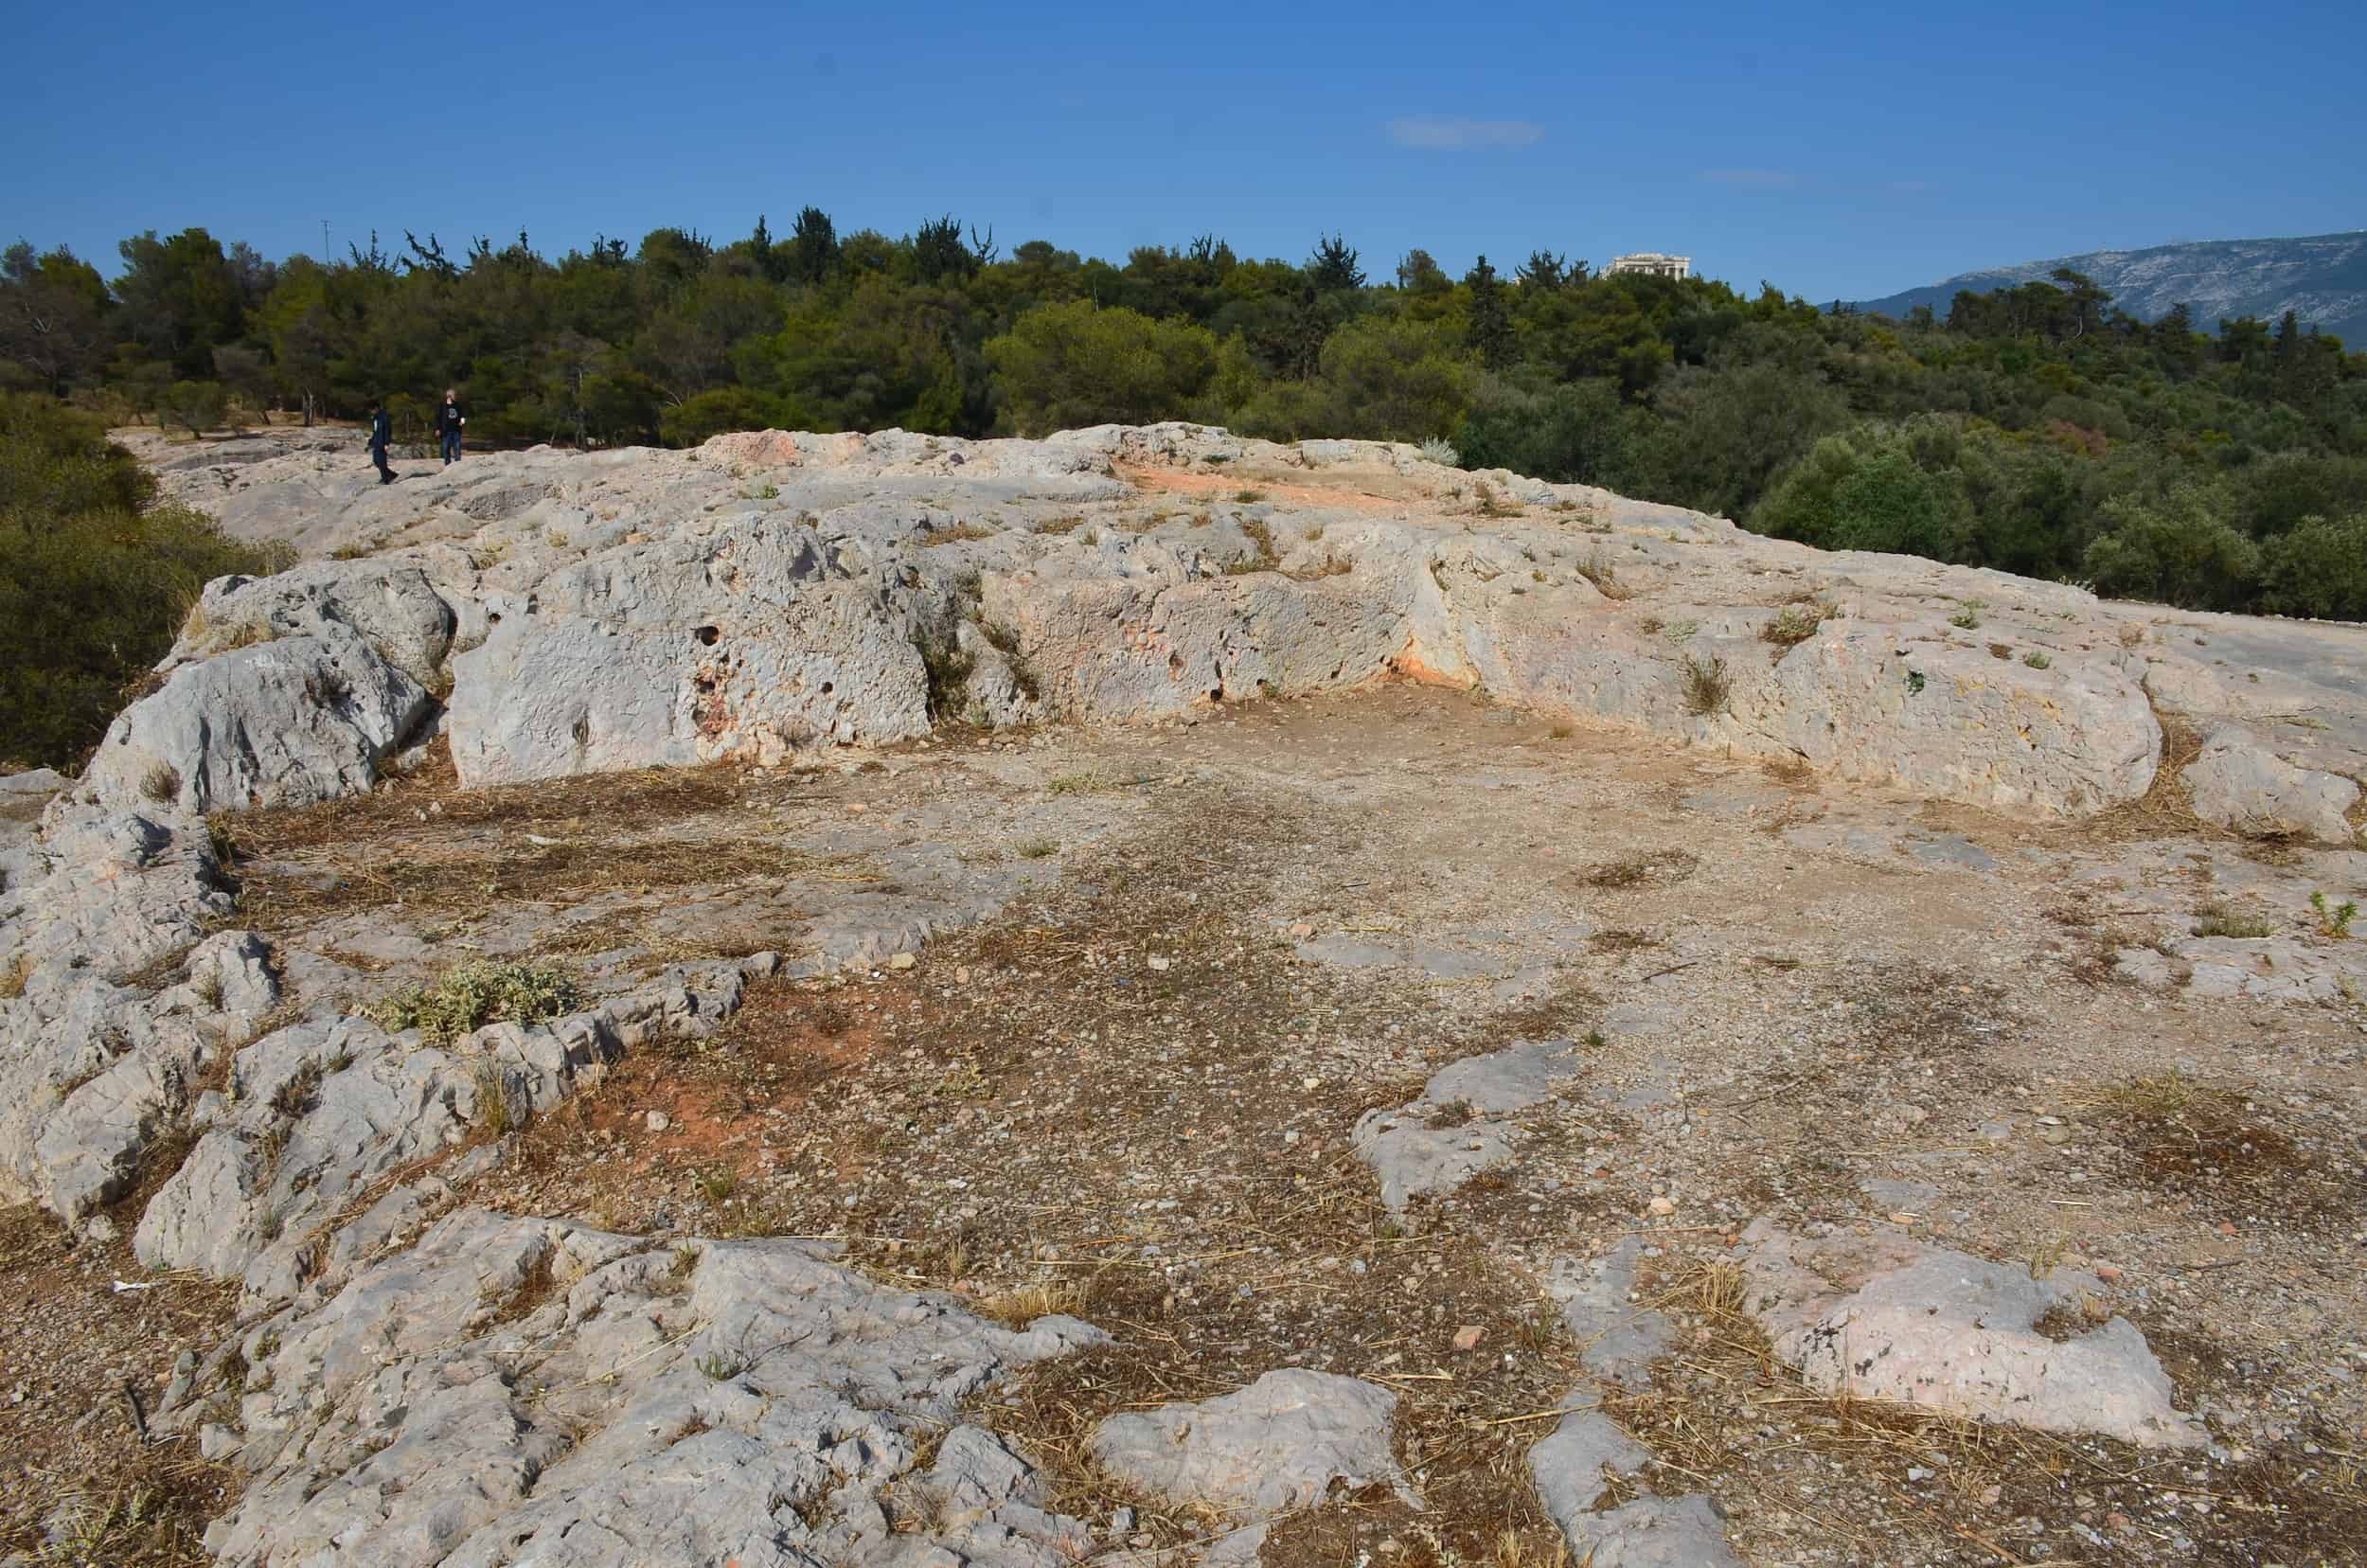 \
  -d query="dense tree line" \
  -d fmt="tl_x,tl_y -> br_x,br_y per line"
4,220 -> 2364,616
